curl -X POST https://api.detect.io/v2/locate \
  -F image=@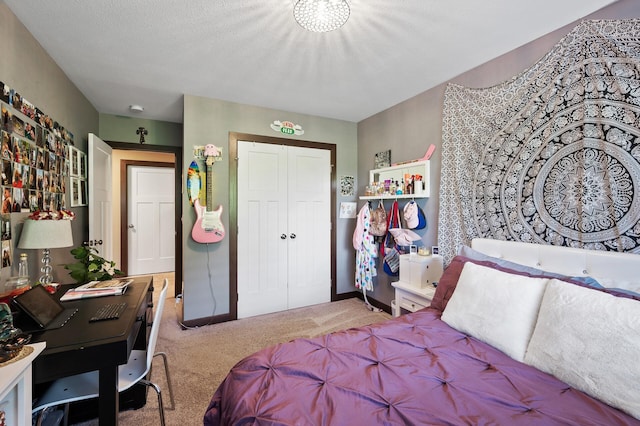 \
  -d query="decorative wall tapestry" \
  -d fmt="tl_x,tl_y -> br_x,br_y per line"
439,19 -> 640,264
